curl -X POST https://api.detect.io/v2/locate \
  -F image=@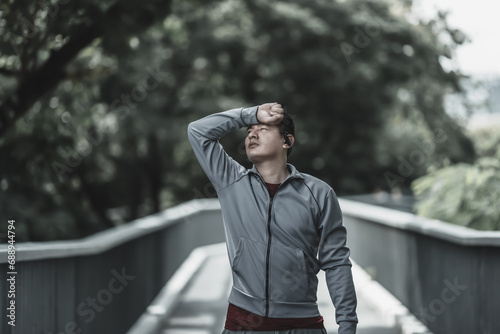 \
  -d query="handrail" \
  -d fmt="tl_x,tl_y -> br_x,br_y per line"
339,198 -> 500,246
0,199 -> 221,263
3,198 -> 498,263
